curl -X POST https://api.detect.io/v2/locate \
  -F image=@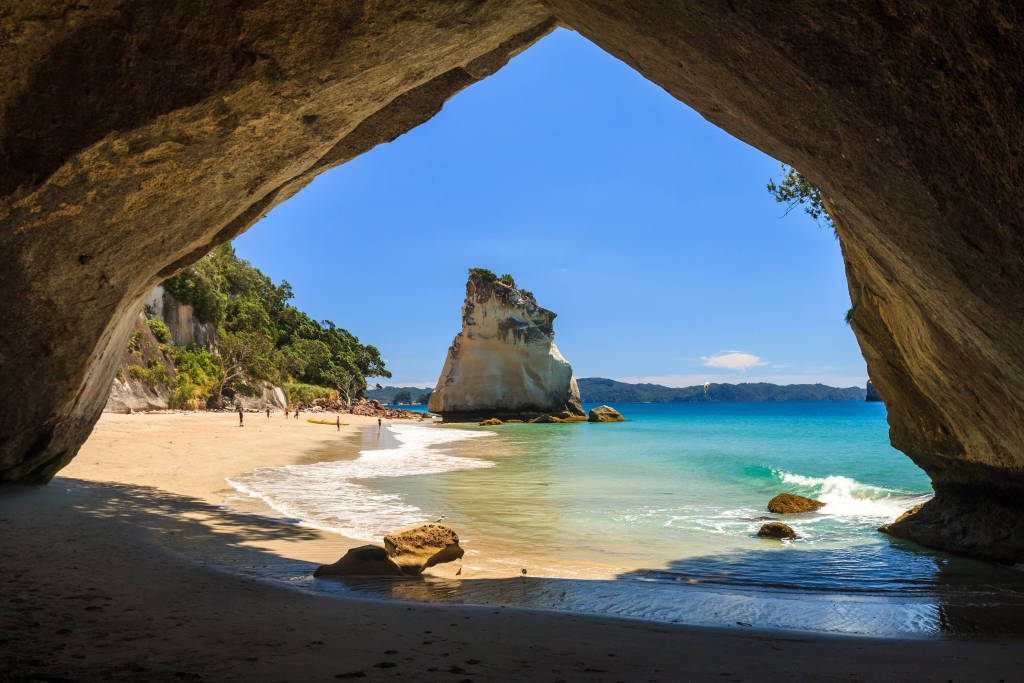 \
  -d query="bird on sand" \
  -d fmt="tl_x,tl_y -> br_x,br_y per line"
434,515 -> 447,523
521,568 -> 528,576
